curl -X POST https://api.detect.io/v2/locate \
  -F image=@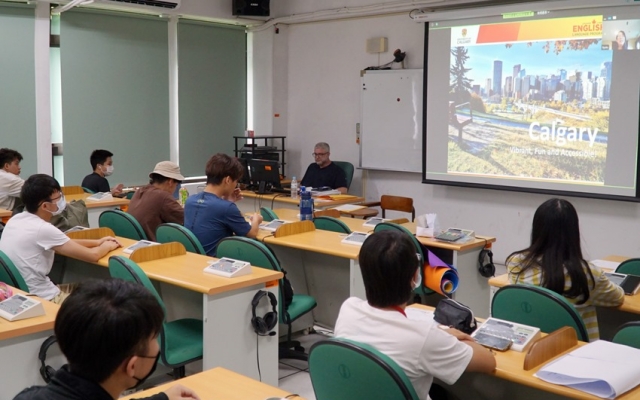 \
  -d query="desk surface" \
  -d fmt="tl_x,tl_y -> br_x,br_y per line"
121,367 -> 304,400
263,229 -> 361,260
93,237 -> 283,296
0,289 -> 59,341
241,190 -> 365,207
489,255 -> 640,314
410,304 -> 640,399
0,208 -> 11,218
65,193 -> 130,209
